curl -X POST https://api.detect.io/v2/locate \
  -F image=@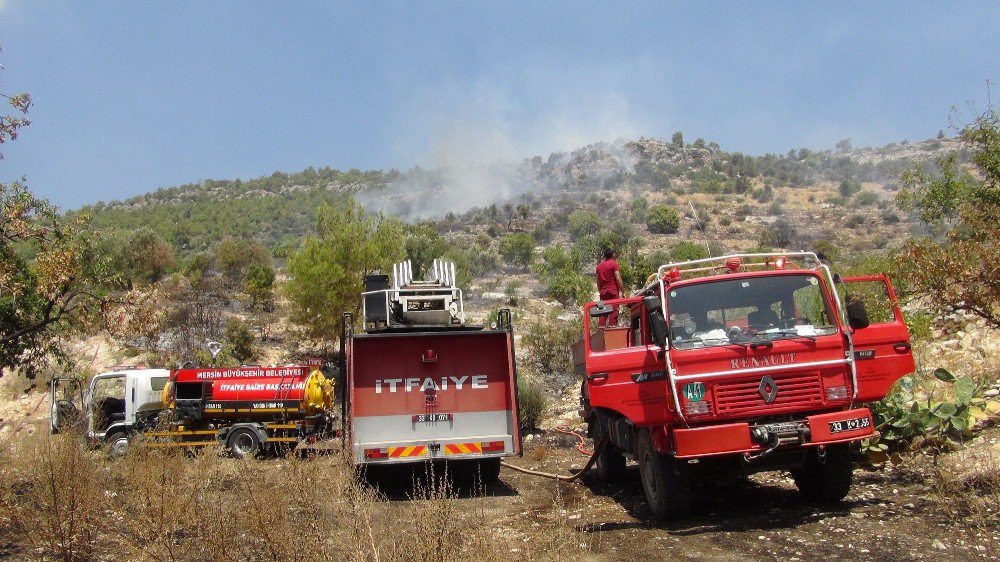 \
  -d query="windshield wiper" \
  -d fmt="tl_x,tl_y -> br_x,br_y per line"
672,337 -> 744,348
767,330 -> 817,342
